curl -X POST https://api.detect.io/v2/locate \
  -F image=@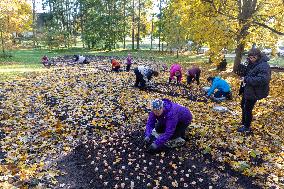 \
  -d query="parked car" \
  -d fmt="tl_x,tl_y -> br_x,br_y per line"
262,48 -> 272,55
277,47 -> 284,56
